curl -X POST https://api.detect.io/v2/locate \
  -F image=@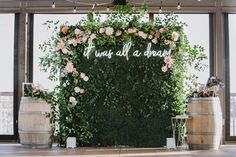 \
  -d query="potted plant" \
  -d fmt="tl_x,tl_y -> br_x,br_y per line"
187,76 -> 224,150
